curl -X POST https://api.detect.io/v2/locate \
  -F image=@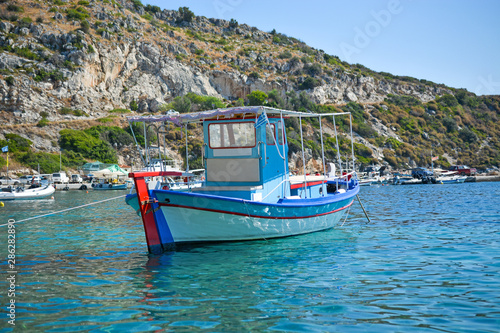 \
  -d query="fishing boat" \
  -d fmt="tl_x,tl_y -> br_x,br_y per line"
126,106 -> 360,254
0,184 -> 55,200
